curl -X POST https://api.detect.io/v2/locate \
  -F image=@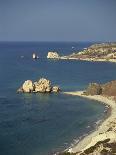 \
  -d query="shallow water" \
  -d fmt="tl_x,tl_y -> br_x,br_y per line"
0,42 -> 116,155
